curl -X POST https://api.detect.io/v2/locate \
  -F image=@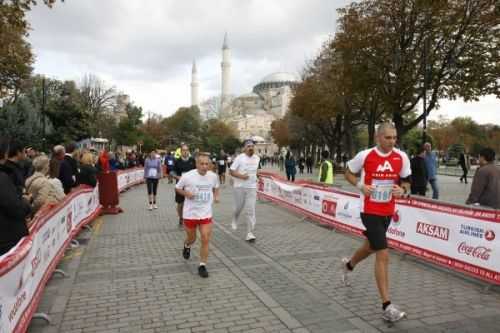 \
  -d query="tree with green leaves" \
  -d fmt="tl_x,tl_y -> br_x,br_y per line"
199,119 -> 240,153
161,106 -> 202,146
0,96 -> 43,147
114,103 -> 143,146
0,0 -> 61,98
44,80 -> 90,144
